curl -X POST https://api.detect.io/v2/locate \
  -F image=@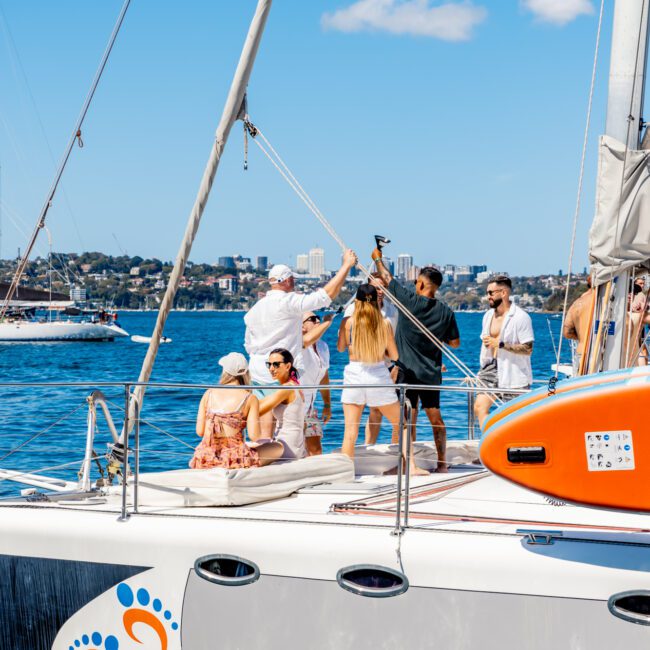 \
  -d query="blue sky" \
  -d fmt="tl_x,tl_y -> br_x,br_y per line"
0,0 -> 621,275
